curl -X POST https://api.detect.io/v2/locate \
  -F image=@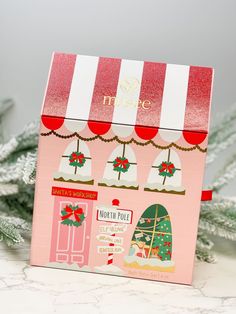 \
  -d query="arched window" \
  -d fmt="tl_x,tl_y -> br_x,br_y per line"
53,139 -> 93,185
124,204 -> 174,272
144,149 -> 185,195
98,144 -> 138,190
